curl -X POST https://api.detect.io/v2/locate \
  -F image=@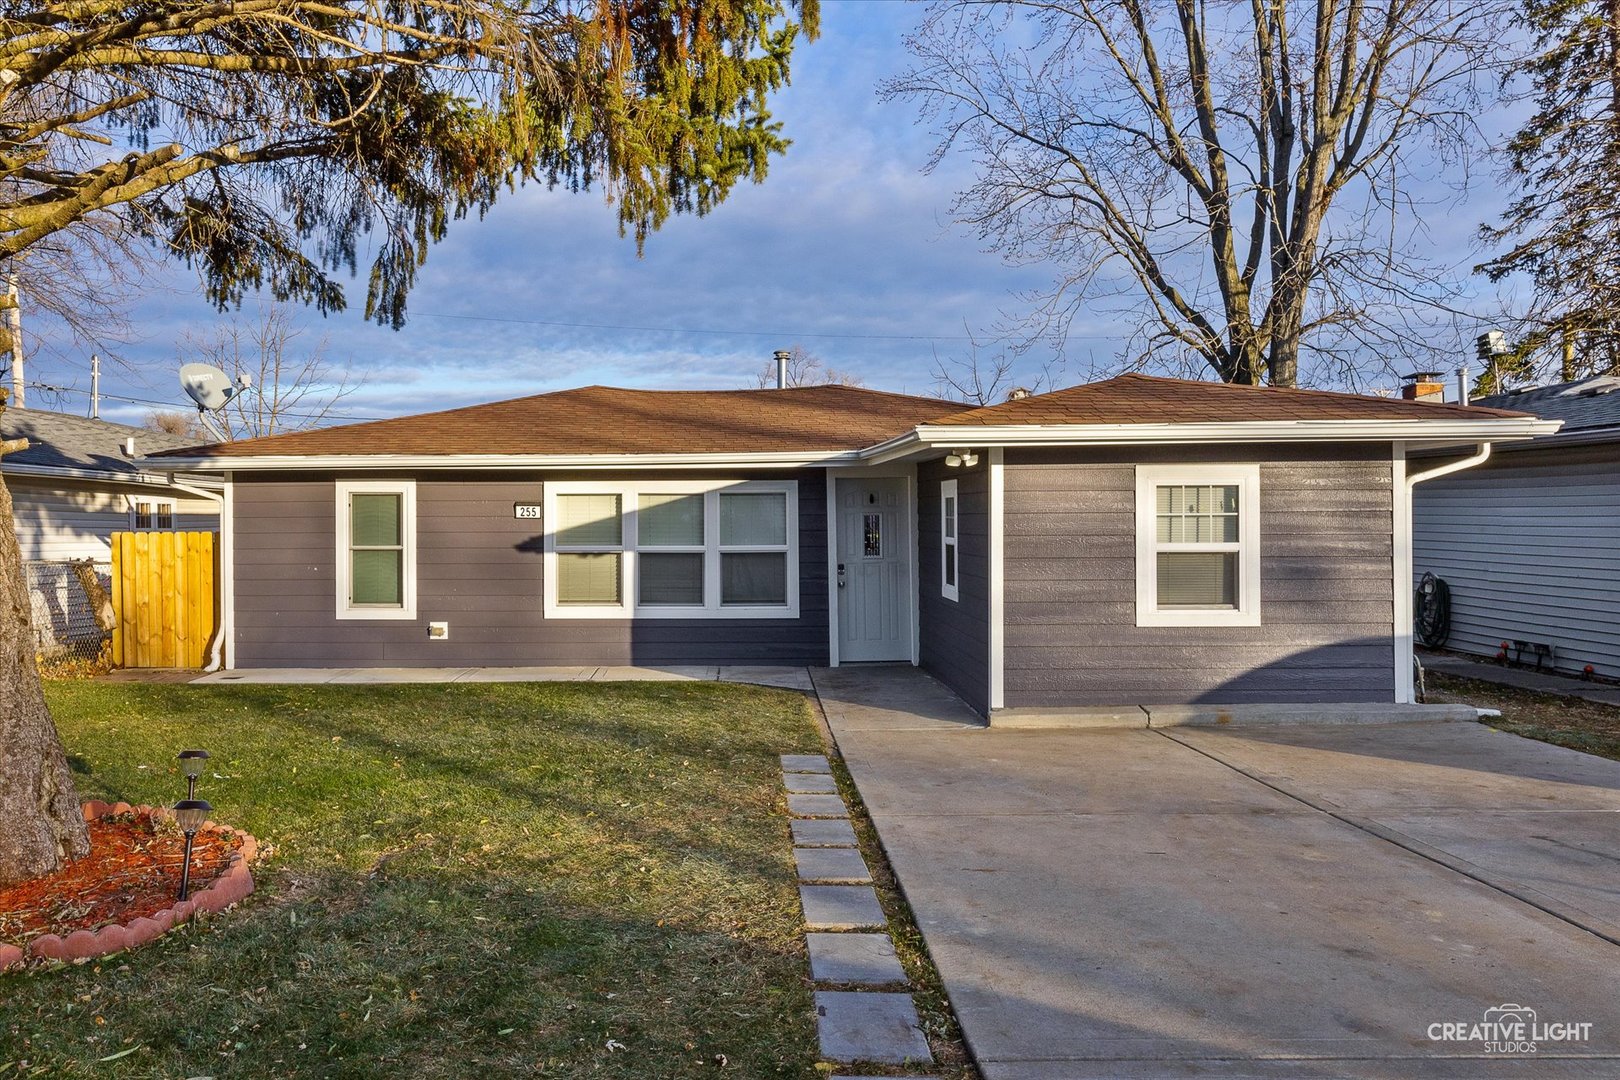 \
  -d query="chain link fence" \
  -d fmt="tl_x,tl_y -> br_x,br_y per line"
26,559 -> 113,672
